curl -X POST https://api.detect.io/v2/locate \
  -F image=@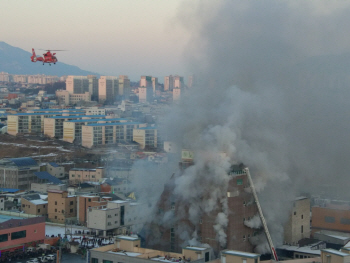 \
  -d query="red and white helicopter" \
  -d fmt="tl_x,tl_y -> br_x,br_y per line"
30,48 -> 65,65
